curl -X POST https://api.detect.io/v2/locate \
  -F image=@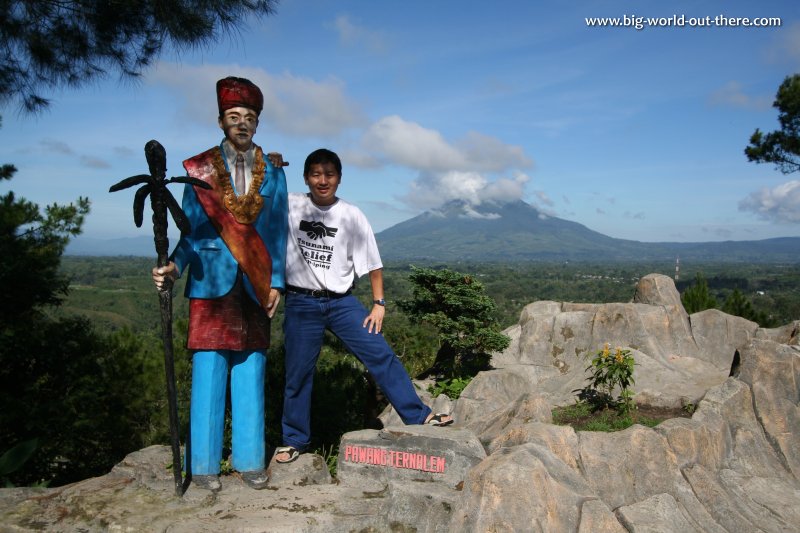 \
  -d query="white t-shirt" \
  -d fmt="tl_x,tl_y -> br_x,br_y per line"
286,193 -> 383,293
